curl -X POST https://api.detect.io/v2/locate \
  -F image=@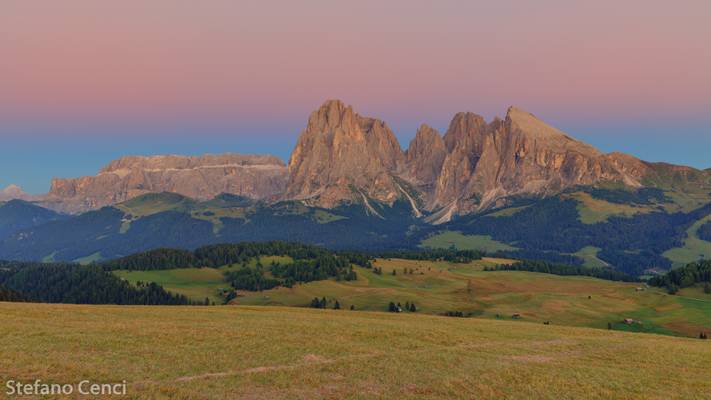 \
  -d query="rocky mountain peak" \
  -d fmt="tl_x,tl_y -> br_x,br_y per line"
304,99 -> 358,136
443,112 -> 489,152
424,106 -> 652,219
504,106 -> 602,156
286,100 -> 406,208
286,102 -> 657,219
